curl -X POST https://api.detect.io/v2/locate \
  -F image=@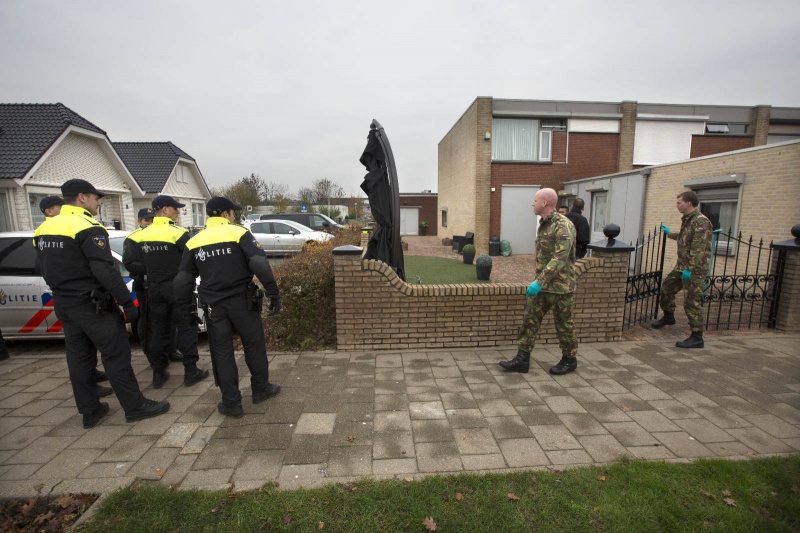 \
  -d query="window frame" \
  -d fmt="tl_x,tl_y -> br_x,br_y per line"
684,174 -> 745,256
